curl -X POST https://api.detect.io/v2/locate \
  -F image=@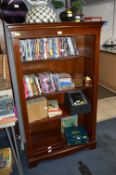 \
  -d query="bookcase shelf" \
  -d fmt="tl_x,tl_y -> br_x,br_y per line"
26,85 -> 91,101
6,22 -> 103,167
